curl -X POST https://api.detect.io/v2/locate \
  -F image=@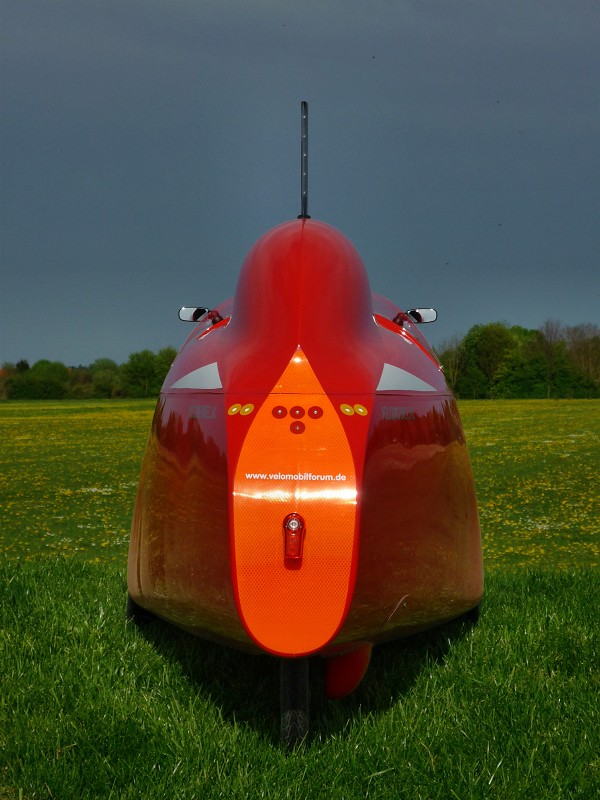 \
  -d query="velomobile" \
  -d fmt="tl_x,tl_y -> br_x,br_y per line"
127,104 -> 484,745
